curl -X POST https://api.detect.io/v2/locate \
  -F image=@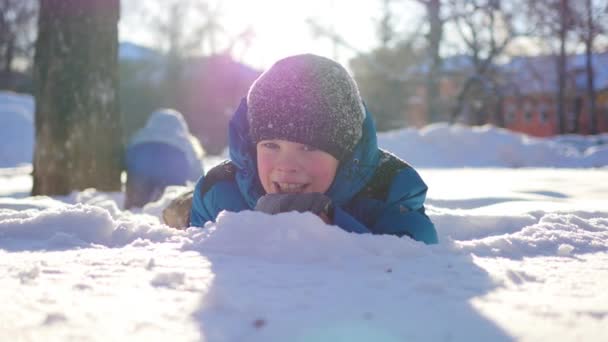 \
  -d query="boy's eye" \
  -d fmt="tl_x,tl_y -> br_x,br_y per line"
261,142 -> 279,150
